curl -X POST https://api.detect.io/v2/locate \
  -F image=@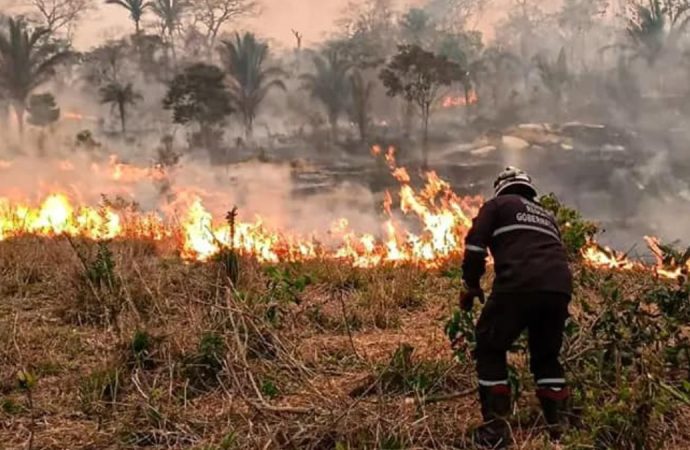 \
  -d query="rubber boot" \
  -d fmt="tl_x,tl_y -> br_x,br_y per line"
536,386 -> 570,441
472,385 -> 512,449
